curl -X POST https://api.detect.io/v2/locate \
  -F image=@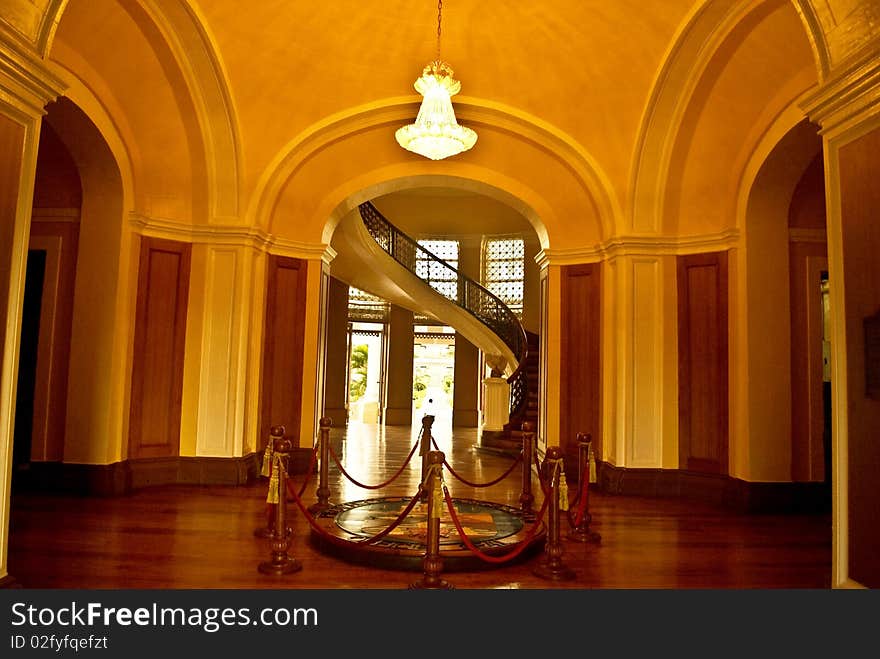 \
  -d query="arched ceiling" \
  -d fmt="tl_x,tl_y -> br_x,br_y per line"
666,0 -> 817,235
5,0 -> 877,244
196,0 -> 693,207
372,187 -> 535,240
51,0 -> 206,222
